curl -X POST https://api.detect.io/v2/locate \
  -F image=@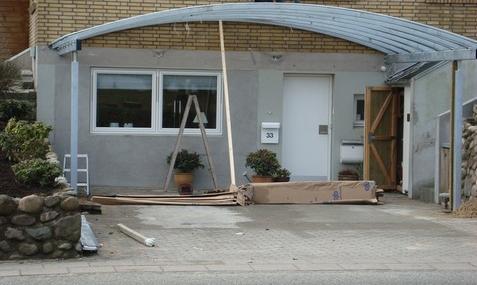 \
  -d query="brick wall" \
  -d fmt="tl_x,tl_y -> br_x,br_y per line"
31,0 -> 477,53
0,0 -> 29,61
